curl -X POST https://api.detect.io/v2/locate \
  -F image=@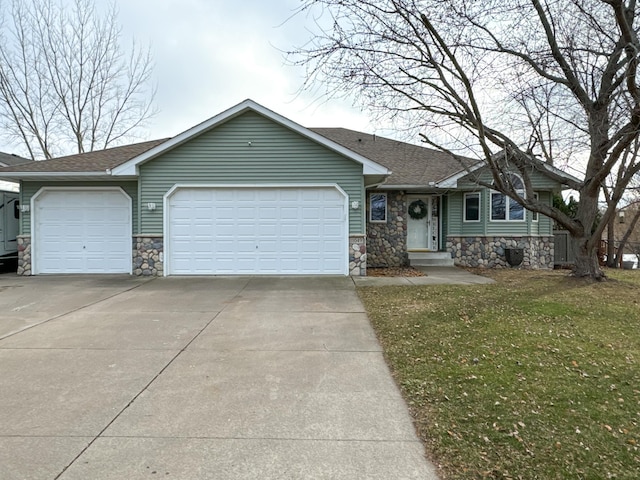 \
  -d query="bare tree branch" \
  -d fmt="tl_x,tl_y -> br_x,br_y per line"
0,0 -> 156,159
